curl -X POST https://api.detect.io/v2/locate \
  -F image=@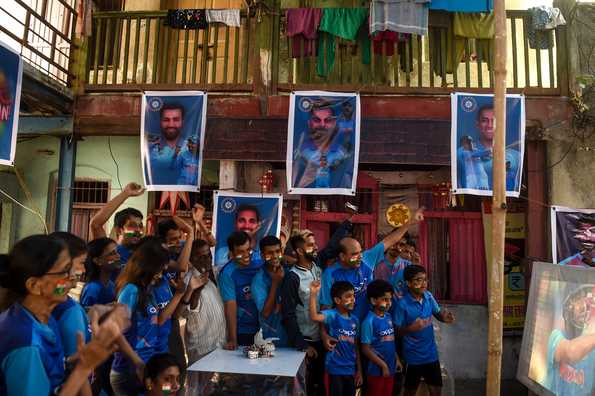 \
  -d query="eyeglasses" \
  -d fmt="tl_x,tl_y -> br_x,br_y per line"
411,277 -> 428,285
45,263 -> 75,279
